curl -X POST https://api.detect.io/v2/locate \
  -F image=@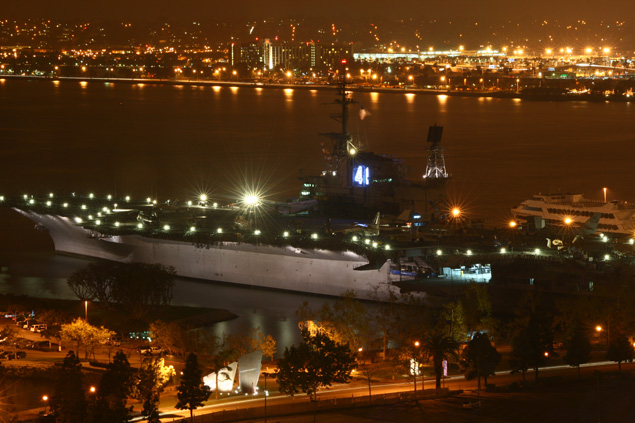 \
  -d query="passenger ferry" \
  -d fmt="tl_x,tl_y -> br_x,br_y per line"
511,193 -> 635,235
